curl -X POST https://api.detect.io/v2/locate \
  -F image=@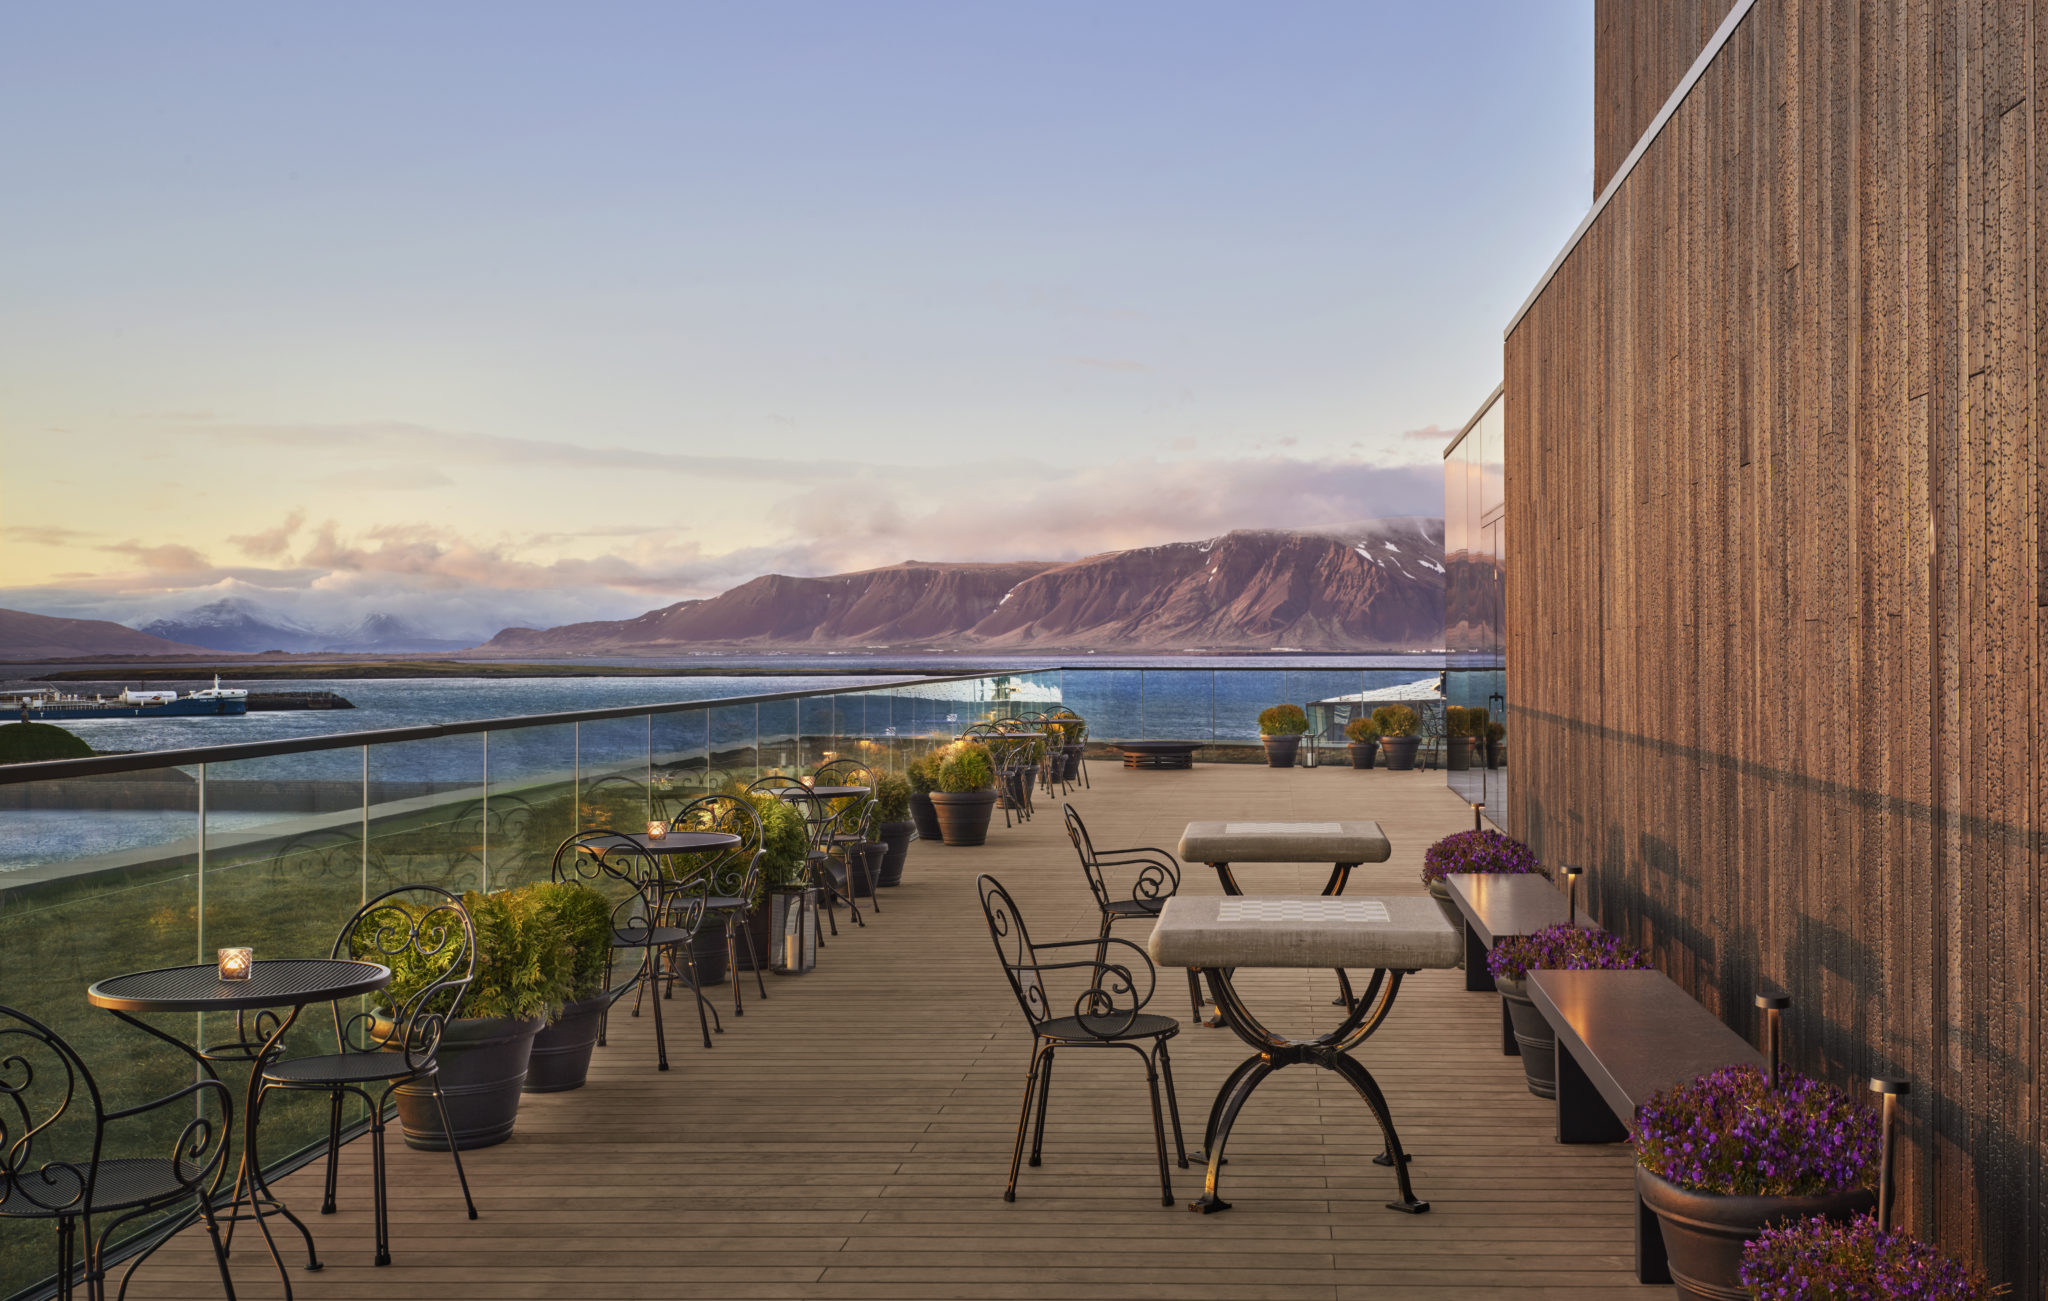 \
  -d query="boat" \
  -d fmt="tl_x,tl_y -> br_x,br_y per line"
5,675 -> 249,720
